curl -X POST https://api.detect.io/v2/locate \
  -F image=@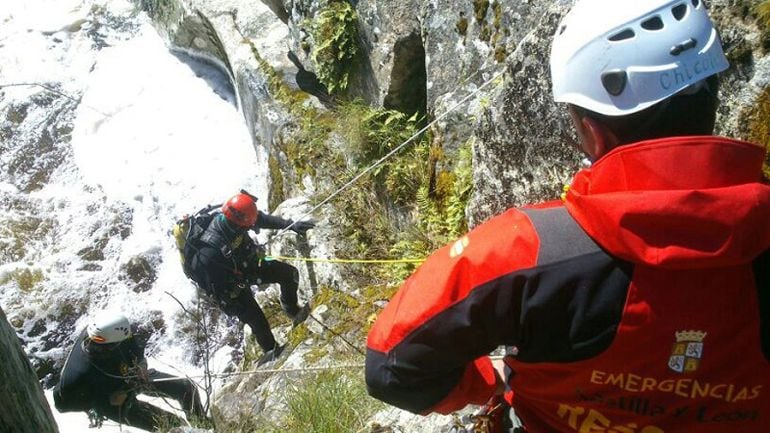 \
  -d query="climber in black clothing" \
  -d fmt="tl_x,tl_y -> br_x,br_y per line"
53,312 -> 206,432
187,191 -> 313,365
